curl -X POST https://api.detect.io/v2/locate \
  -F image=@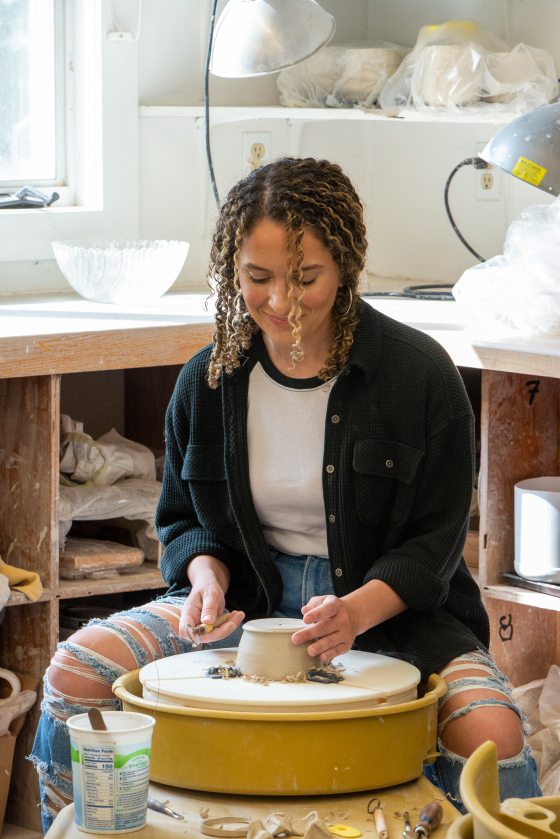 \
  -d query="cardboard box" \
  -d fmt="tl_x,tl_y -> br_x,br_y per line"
0,672 -> 38,833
